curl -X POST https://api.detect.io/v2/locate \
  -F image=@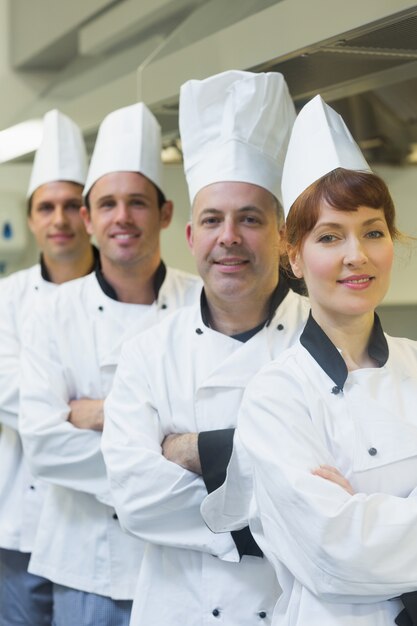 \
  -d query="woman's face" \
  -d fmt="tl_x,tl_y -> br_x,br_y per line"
289,204 -> 394,325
